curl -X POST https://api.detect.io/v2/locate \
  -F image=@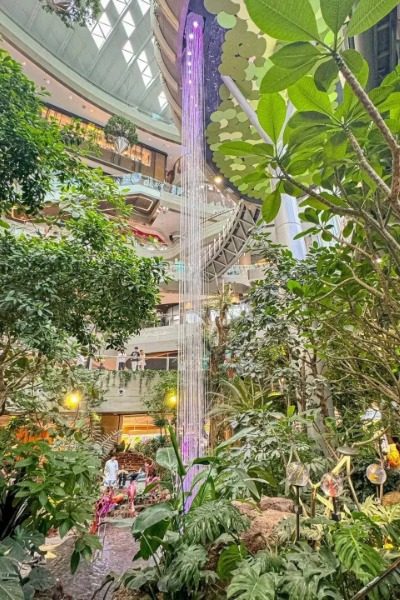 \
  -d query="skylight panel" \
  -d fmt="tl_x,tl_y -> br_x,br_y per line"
113,0 -> 129,14
141,69 -> 153,87
137,50 -> 149,72
136,51 -> 153,87
158,92 -> 168,110
138,0 -> 150,16
122,40 -> 134,63
88,11 -> 112,49
122,10 -> 135,36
